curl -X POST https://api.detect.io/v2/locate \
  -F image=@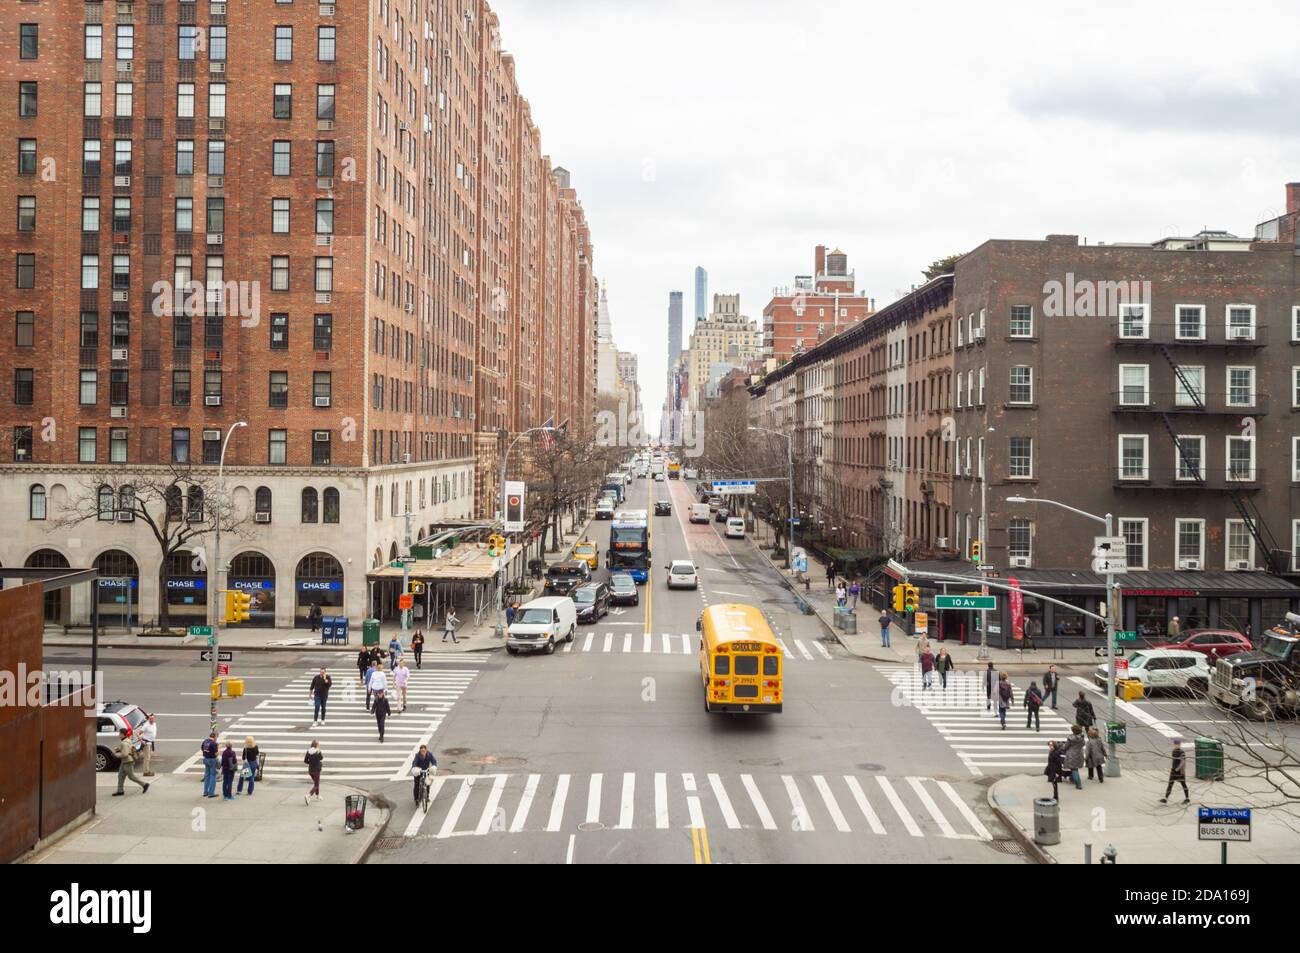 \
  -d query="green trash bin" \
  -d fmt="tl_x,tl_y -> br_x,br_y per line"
362,618 -> 381,647
1195,736 -> 1224,781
